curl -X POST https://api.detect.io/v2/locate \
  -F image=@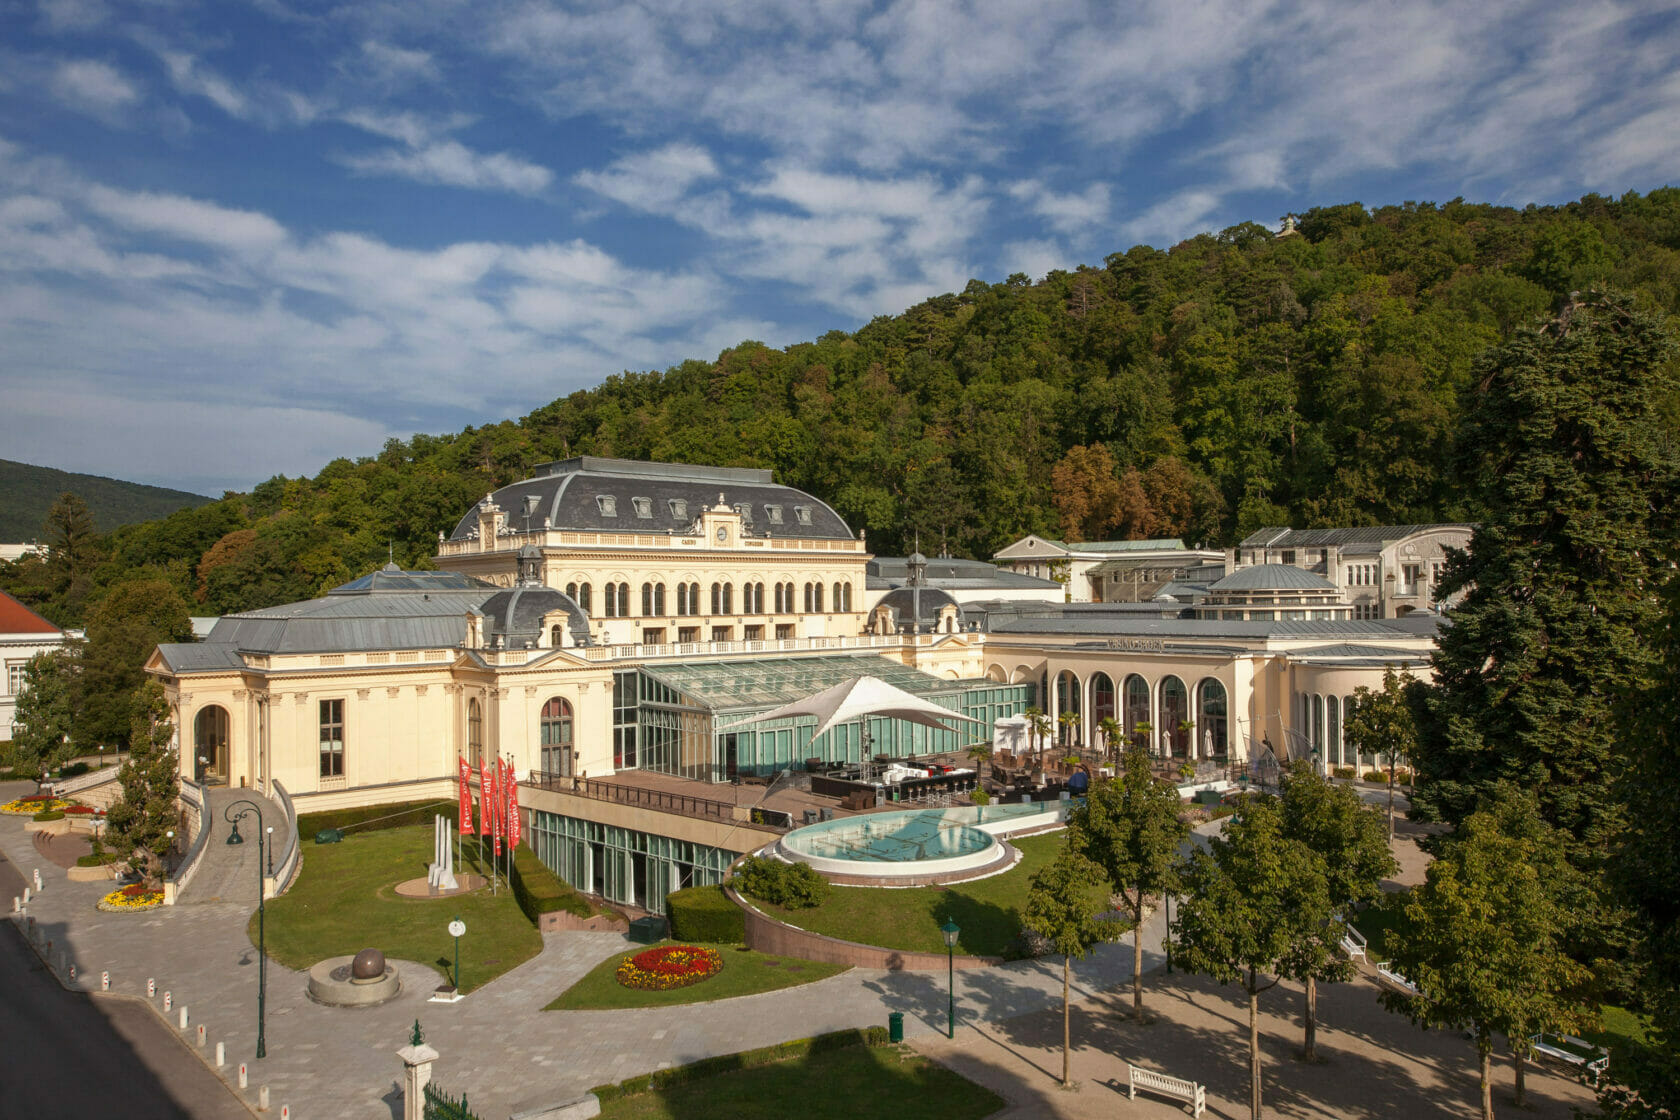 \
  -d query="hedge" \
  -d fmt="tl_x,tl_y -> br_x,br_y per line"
510,844 -> 593,921
666,884 -> 746,943
33,809 -> 66,822
734,856 -> 829,909
297,799 -> 455,837
590,1027 -> 891,1102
